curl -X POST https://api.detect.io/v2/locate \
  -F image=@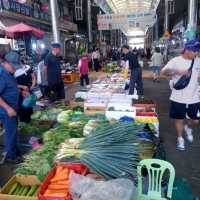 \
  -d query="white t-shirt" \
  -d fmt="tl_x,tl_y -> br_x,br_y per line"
163,56 -> 200,104
151,52 -> 163,66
